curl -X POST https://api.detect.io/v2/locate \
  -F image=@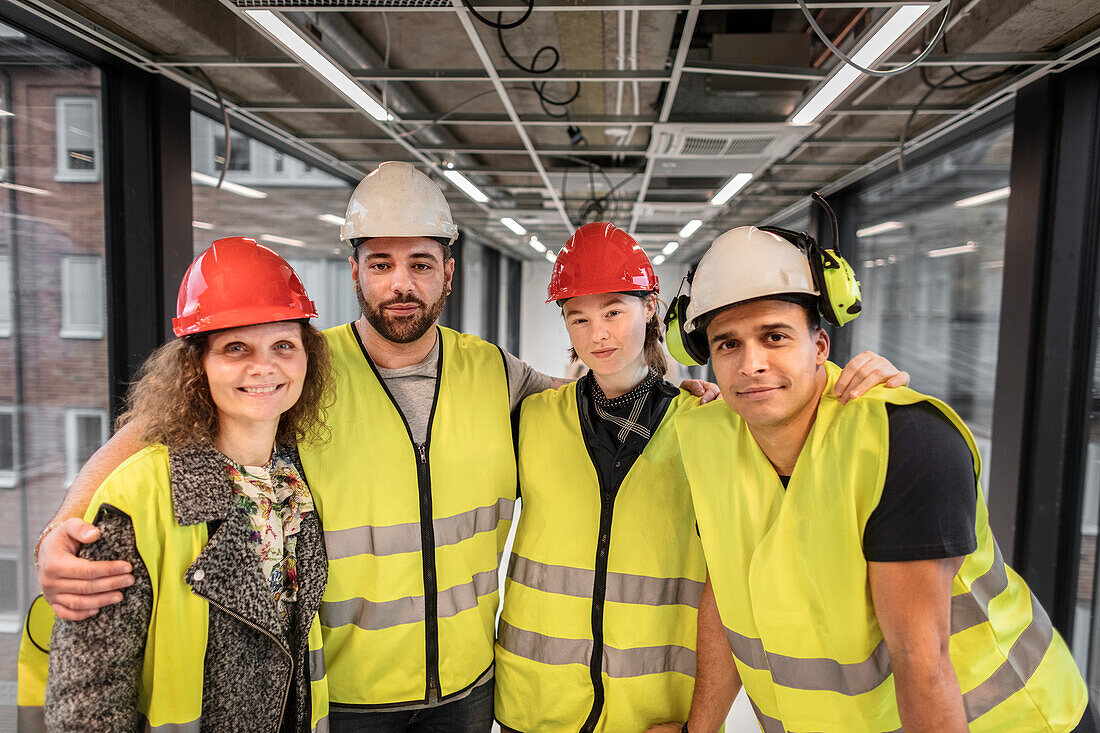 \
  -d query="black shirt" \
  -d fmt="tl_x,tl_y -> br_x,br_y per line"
778,401 -> 978,562
577,371 -> 678,494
